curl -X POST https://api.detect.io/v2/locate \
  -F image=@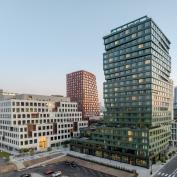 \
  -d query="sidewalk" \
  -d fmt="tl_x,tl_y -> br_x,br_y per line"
13,149 -> 62,162
26,154 -> 66,169
10,149 -> 64,170
65,150 -> 150,177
